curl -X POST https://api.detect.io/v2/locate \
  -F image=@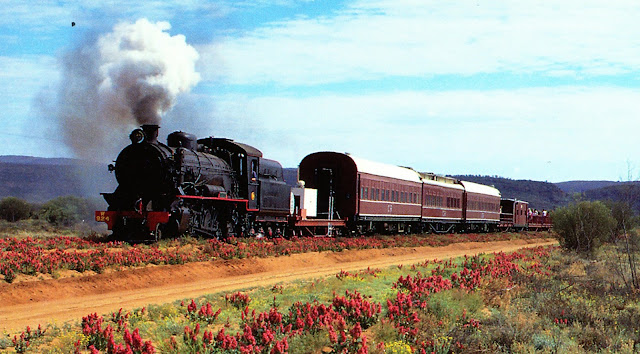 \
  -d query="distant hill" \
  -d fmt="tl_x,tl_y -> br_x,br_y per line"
555,180 -> 623,194
0,155 -> 76,166
0,156 -> 115,204
582,182 -> 640,212
453,175 -> 569,210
